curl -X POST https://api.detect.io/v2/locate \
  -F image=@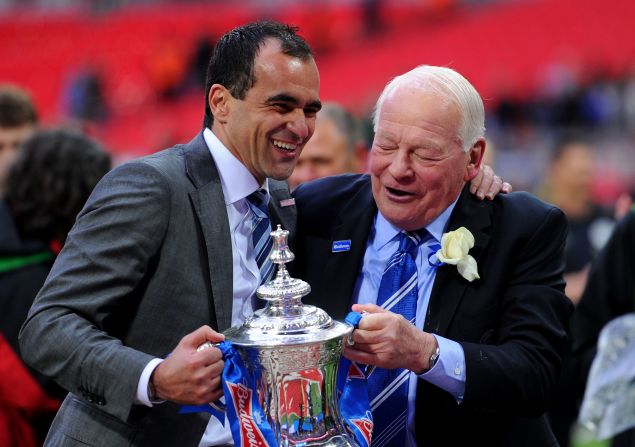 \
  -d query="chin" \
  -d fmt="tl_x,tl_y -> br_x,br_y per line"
396,222 -> 425,232
382,209 -> 430,231
270,169 -> 295,182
